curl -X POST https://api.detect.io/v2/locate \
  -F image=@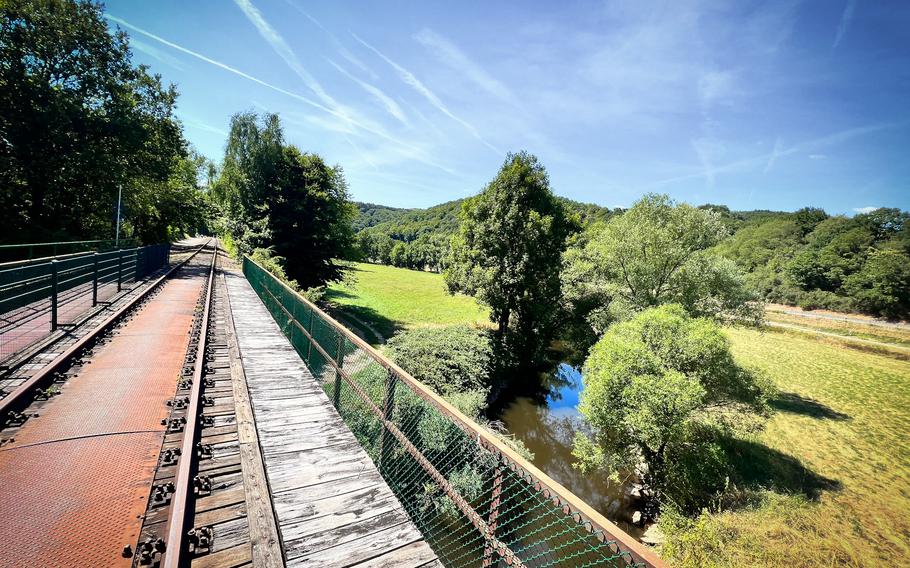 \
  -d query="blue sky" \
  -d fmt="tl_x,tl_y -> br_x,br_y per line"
105,1 -> 909,213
